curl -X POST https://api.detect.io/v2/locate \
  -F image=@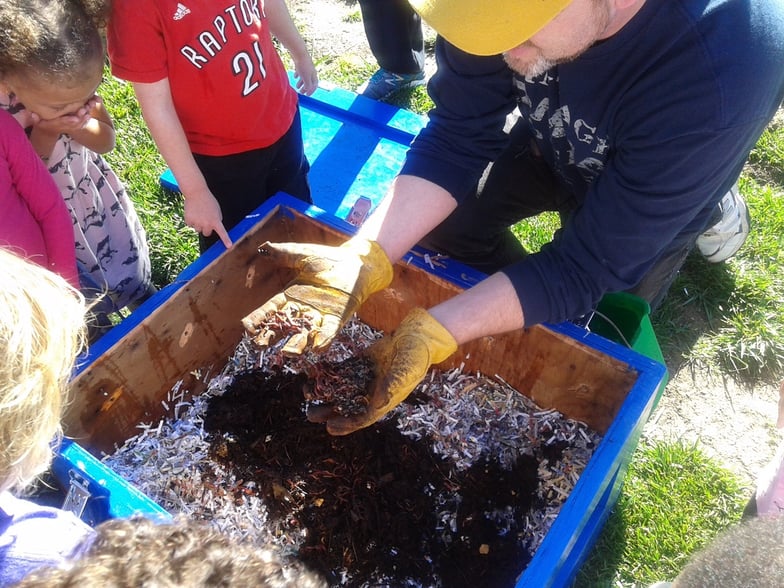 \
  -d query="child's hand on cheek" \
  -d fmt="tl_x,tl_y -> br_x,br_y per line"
30,107 -> 93,136
85,94 -> 102,113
